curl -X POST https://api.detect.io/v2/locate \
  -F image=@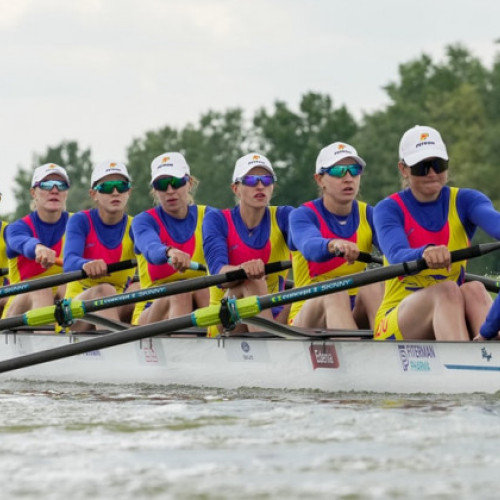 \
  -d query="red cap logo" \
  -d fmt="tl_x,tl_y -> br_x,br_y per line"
420,133 -> 429,141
